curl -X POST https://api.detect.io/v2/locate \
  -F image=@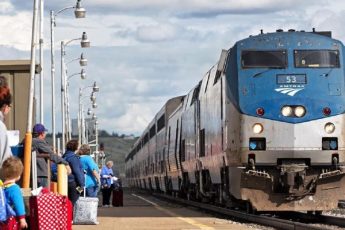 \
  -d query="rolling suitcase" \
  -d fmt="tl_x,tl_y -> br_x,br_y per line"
29,151 -> 73,230
112,188 -> 123,207
73,195 -> 99,225
73,174 -> 99,225
29,192 -> 72,230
